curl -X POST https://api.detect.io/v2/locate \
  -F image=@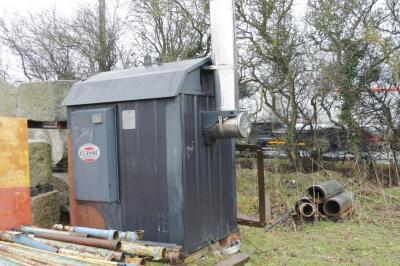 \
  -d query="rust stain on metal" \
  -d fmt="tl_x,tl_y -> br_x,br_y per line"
0,118 -> 30,188
125,257 -> 144,264
120,241 -> 165,260
75,203 -> 106,228
68,134 -> 78,226
163,247 -> 181,262
0,118 -> 31,230
219,233 -> 240,248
